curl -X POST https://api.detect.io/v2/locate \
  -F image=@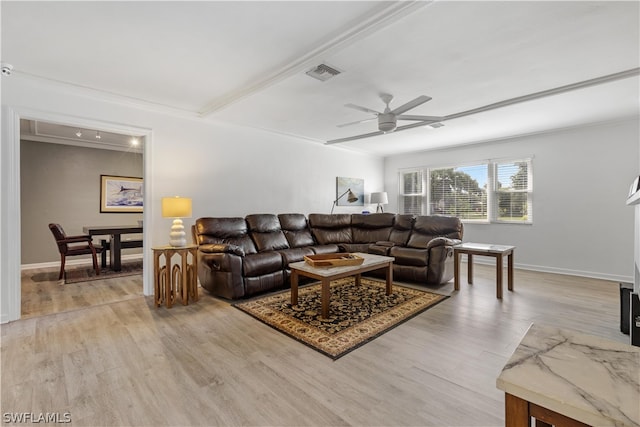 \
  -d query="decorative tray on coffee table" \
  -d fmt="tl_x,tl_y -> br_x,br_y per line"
303,253 -> 364,267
